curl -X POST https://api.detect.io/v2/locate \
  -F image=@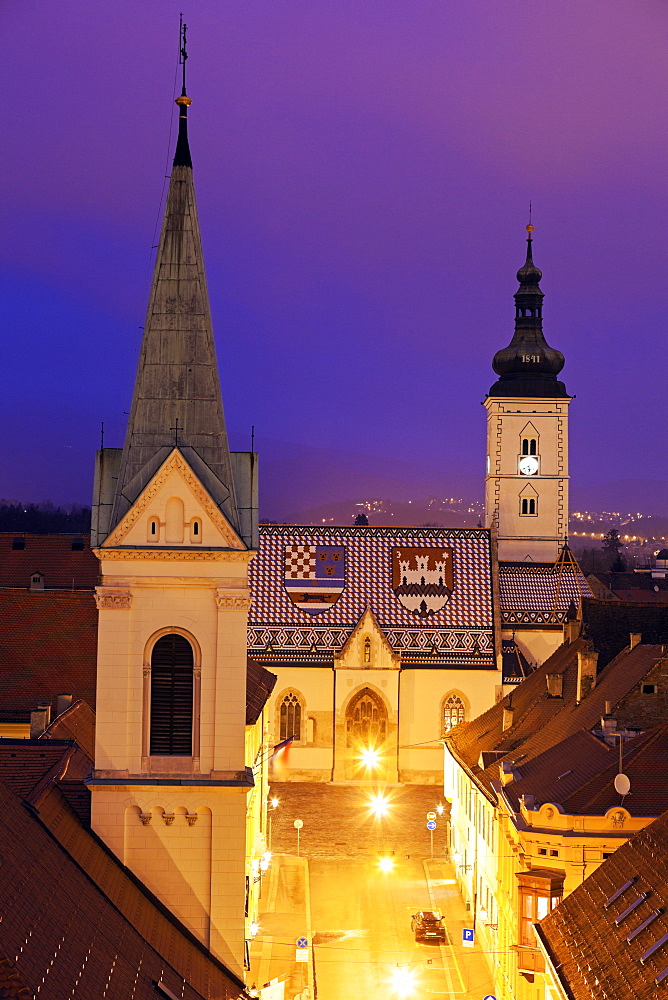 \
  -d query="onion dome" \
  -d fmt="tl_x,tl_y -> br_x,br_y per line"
488,226 -> 569,398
